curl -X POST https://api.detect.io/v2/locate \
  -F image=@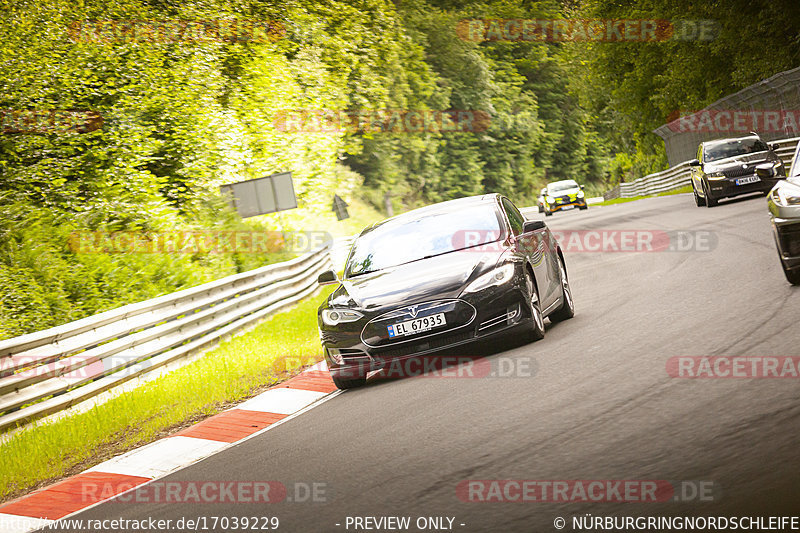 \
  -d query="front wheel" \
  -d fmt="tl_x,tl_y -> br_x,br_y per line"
524,272 -> 546,342
704,181 -> 718,207
693,185 -> 706,206
549,258 -> 575,323
331,373 -> 367,390
782,262 -> 800,285
544,210 -> 552,217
